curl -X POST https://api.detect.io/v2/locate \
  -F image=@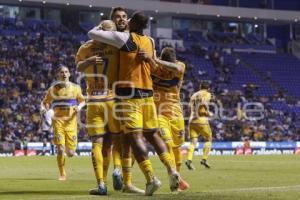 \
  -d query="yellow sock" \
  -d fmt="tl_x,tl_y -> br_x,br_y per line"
187,143 -> 195,161
166,141 -> 176,167
112,141 -> 122,170
202,141 -> 212,160
91,143 -> 104,184
158,152 -> 176,172
103,151 -> 110,184
173,147 -> 182,172
57,153 -> 65,176
138,159 -> 154,183
122,158 -> 132,186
